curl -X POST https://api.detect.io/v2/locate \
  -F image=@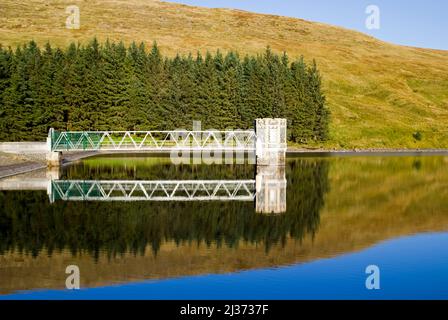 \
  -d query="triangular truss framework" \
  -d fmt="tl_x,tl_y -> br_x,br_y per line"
50,179 -> 256,202
51,130 -> 257,152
